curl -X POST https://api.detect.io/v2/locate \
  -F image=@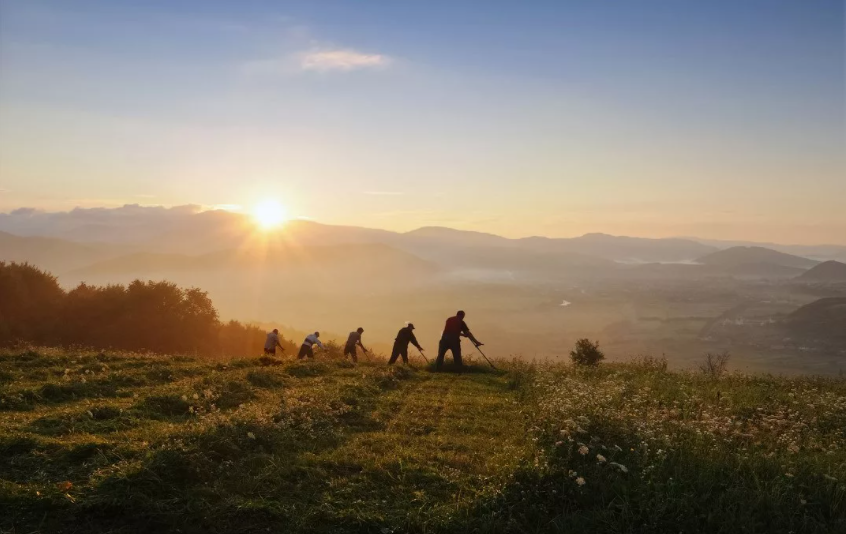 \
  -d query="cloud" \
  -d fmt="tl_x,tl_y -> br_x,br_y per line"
299,48 -> 391,72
